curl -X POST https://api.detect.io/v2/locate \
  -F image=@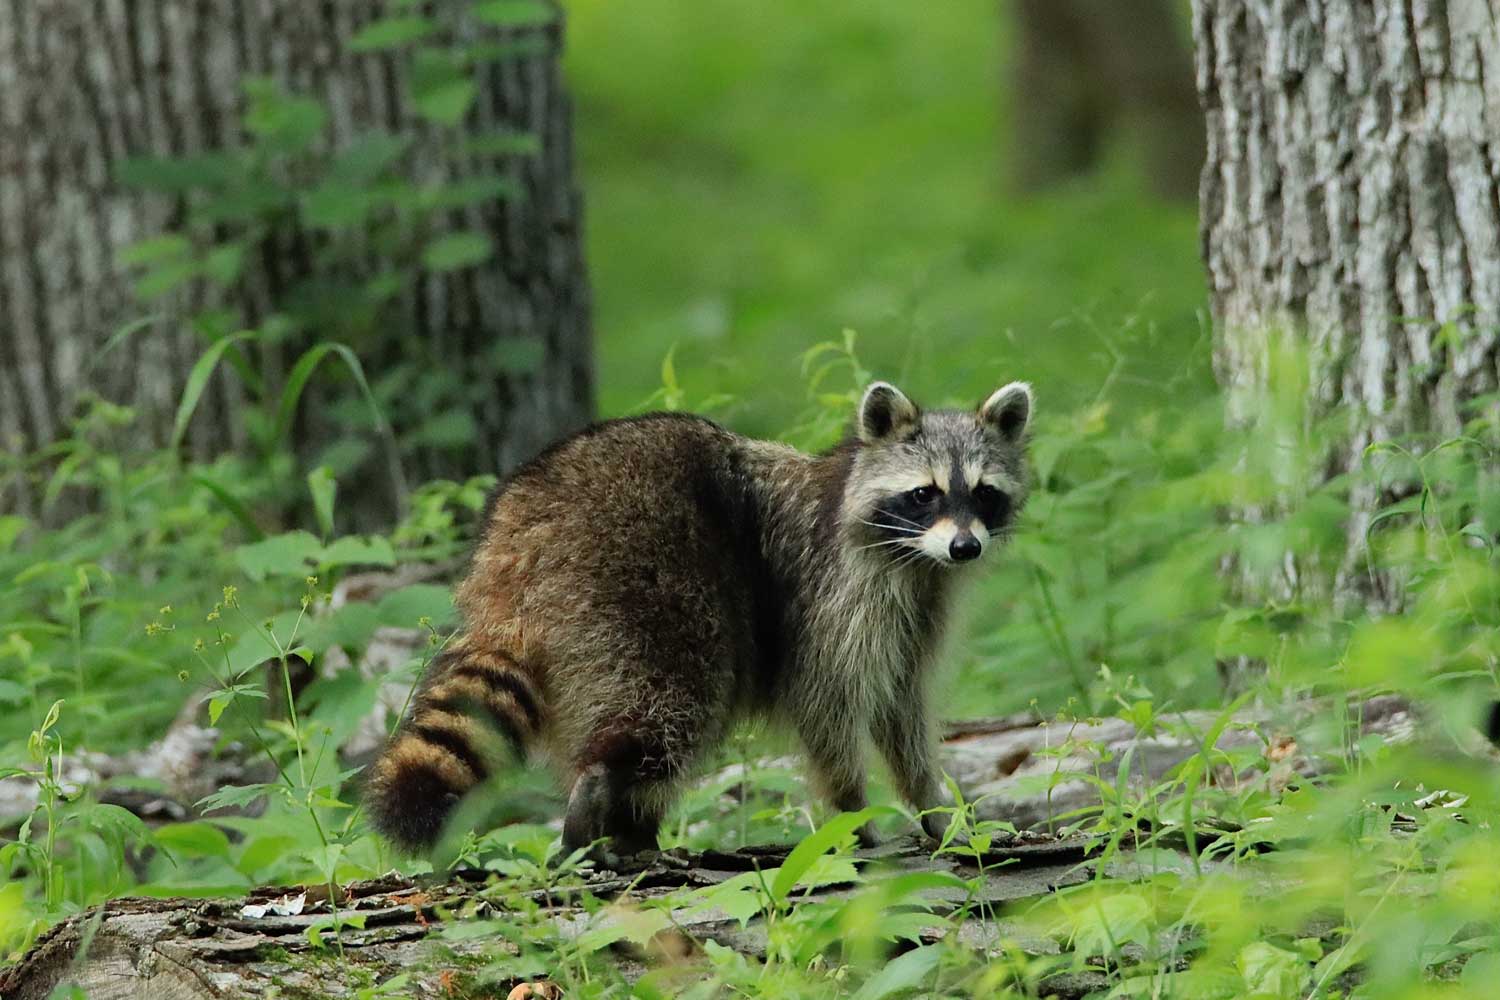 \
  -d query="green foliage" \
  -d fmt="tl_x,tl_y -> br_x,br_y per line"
112,1 -> 554,524
4,3 -> 1500,996
5,326 -> 1499,997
